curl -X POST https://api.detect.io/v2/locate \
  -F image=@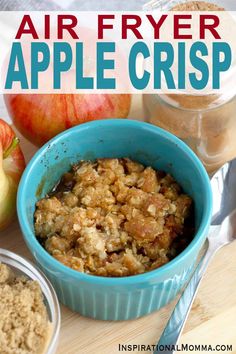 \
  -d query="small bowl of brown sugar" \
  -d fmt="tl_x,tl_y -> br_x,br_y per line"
0,248 -> 60,354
